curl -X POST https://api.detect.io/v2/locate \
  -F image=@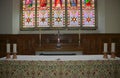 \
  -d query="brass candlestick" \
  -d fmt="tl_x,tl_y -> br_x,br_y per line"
111,52 -> 116,58
103,52 -> 108,59
6,53 -> 11,59
13,53 -> 17,59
